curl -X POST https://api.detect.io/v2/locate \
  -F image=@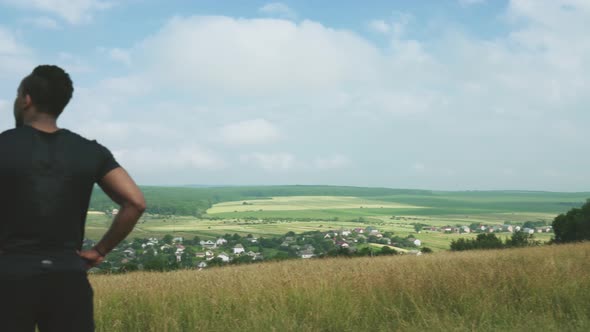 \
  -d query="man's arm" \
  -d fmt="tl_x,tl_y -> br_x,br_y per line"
79,167 -> 146,268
